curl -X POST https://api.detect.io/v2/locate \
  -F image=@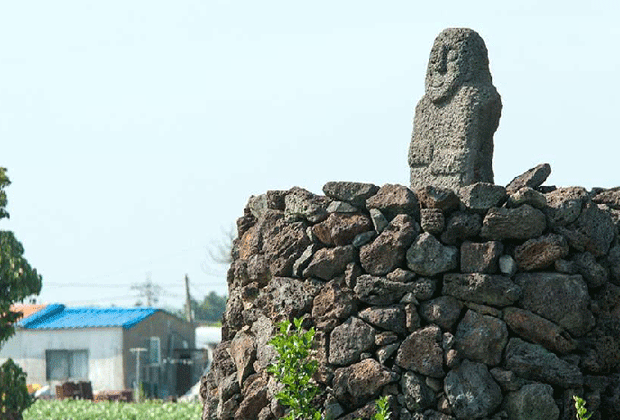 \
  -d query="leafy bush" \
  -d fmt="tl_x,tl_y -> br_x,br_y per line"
573,395 -> 592,420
